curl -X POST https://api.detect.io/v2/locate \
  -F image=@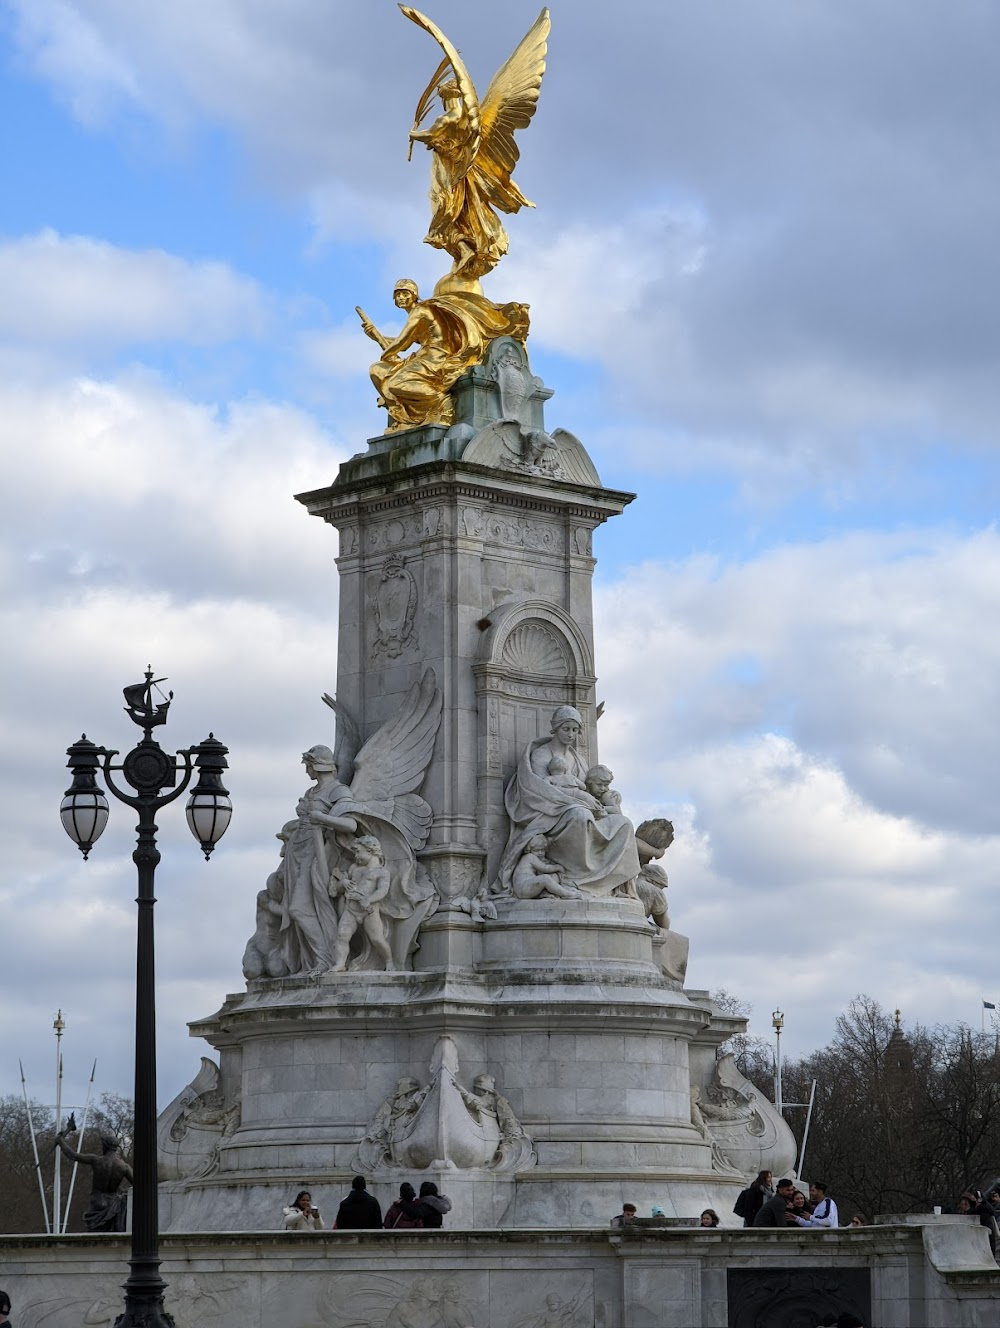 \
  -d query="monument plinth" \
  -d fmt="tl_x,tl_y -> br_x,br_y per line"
157,5 -> 795,1232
